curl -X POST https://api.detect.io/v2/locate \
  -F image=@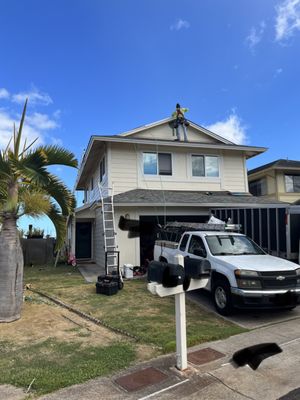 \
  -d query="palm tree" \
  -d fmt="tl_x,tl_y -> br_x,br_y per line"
0,100 -> 77,322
